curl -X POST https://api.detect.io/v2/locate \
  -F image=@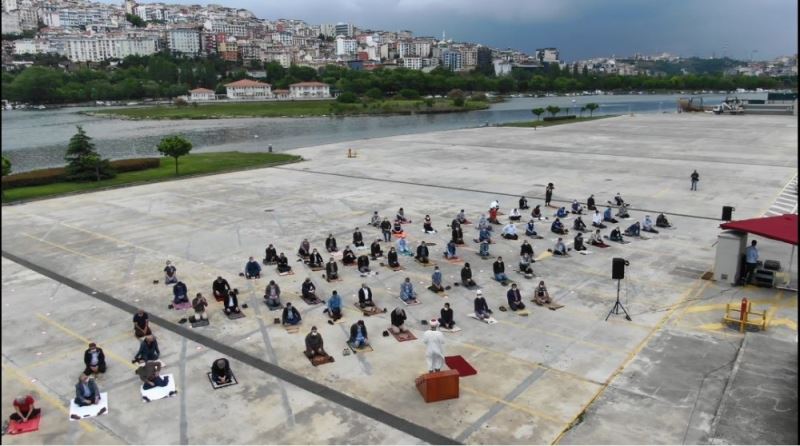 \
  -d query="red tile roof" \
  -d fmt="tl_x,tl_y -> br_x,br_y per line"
190,88 -> 215,93
225,79 -> 271,88
290,81 -> 329,87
